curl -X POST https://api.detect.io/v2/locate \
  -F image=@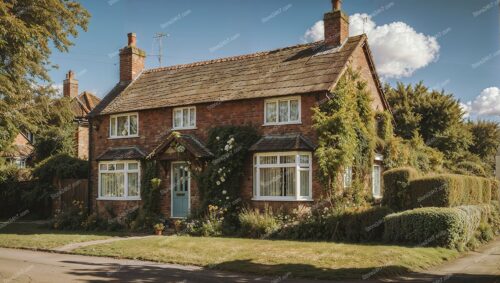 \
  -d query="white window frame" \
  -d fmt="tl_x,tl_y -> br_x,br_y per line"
263,96 -> 301,126
253,151 -> 312,201
172,106 -> 196,130
109,112 -> 139,139
98,160 -> 141,200
372,164 -> 382,198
